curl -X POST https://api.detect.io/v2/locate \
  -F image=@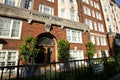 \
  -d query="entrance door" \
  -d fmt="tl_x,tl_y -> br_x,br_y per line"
35,36 -> 55,63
